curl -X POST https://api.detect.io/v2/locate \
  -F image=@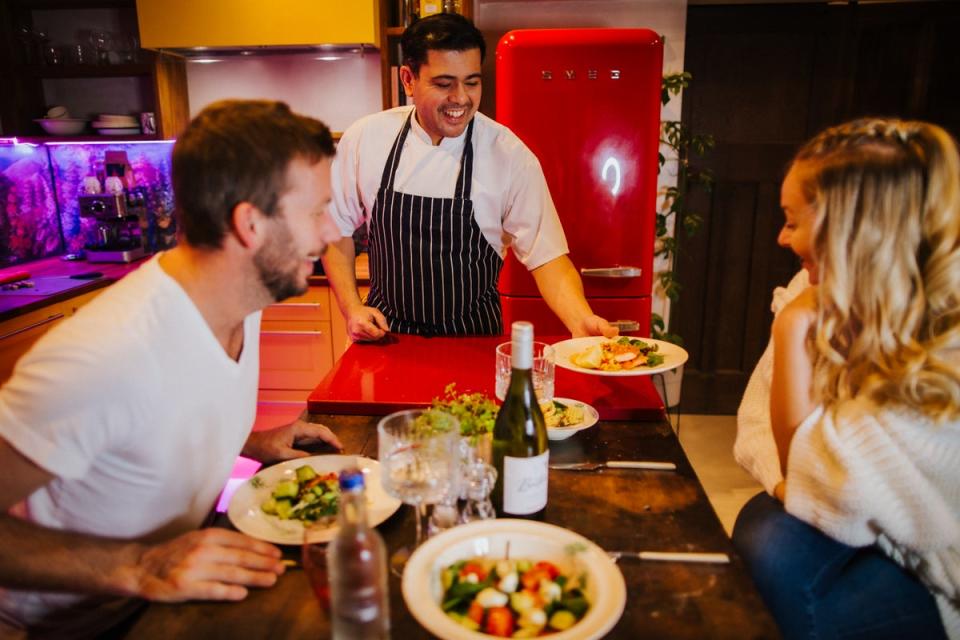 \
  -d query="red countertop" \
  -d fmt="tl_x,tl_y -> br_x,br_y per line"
307,334 -> 666,421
